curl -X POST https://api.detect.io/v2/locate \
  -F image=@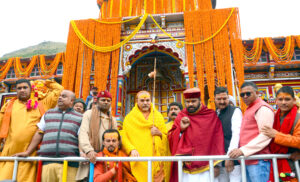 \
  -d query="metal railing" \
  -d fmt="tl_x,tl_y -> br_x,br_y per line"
0,154 -> 299,182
